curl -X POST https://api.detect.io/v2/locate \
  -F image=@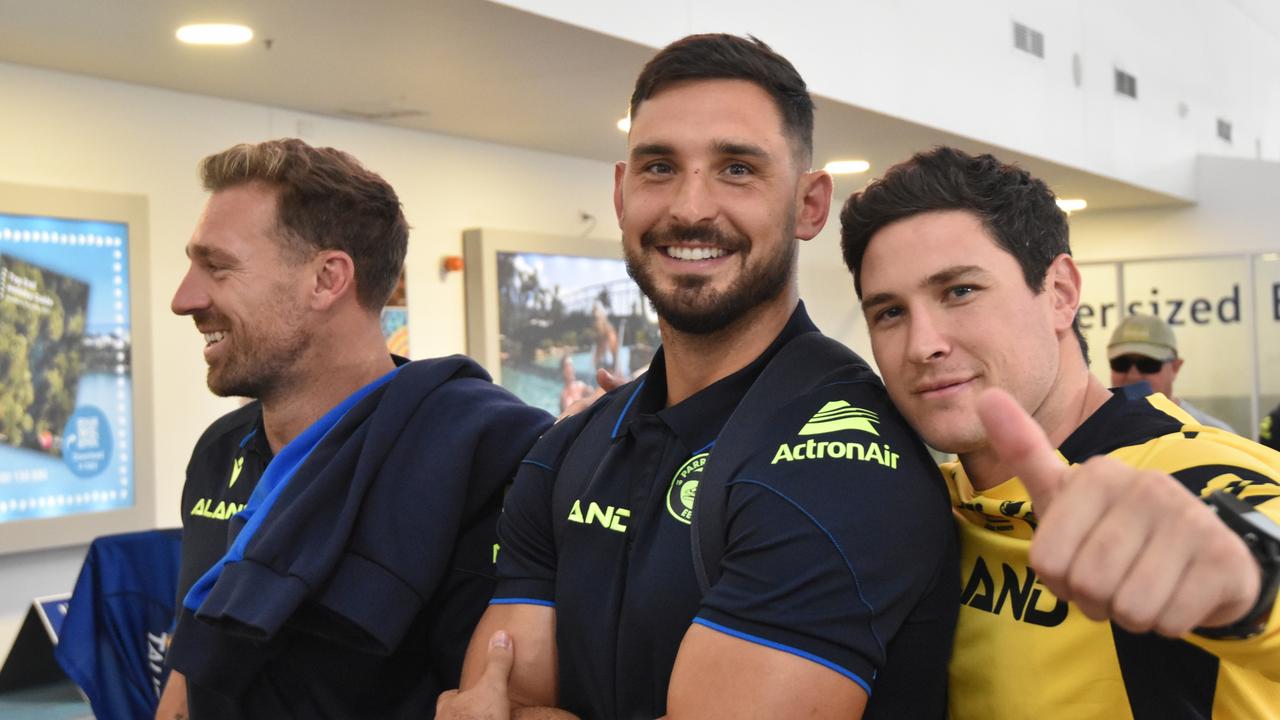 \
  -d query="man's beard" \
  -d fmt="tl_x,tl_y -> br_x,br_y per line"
624,218 -> 795,335
202,302 -> 311,401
